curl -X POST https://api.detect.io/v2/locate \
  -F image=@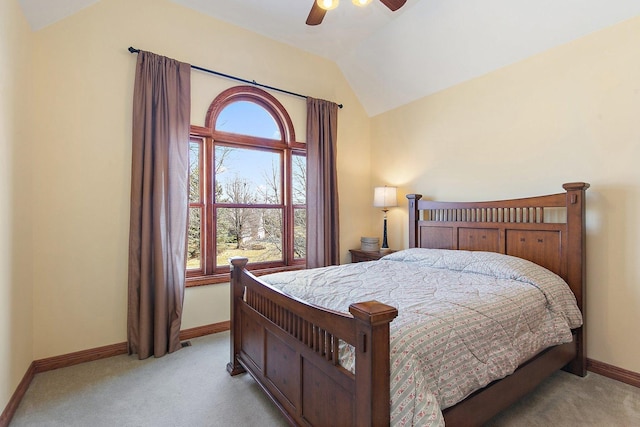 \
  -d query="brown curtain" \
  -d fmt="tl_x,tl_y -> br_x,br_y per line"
127,51 -> 191,359
306,97 -> 340,268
